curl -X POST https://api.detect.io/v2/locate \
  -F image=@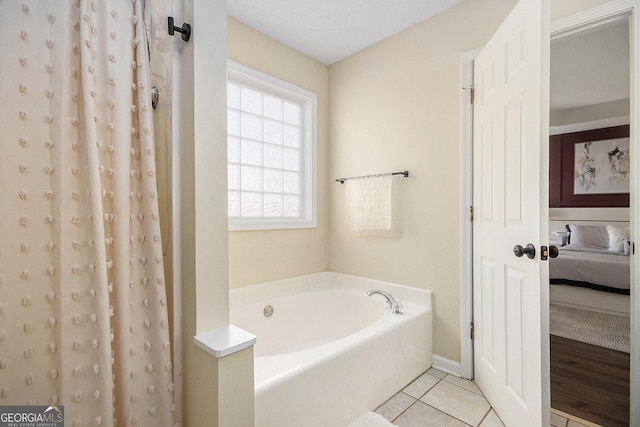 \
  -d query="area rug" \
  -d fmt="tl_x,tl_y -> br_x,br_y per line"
348,412 -> 397,427
549,304 -> 630,353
